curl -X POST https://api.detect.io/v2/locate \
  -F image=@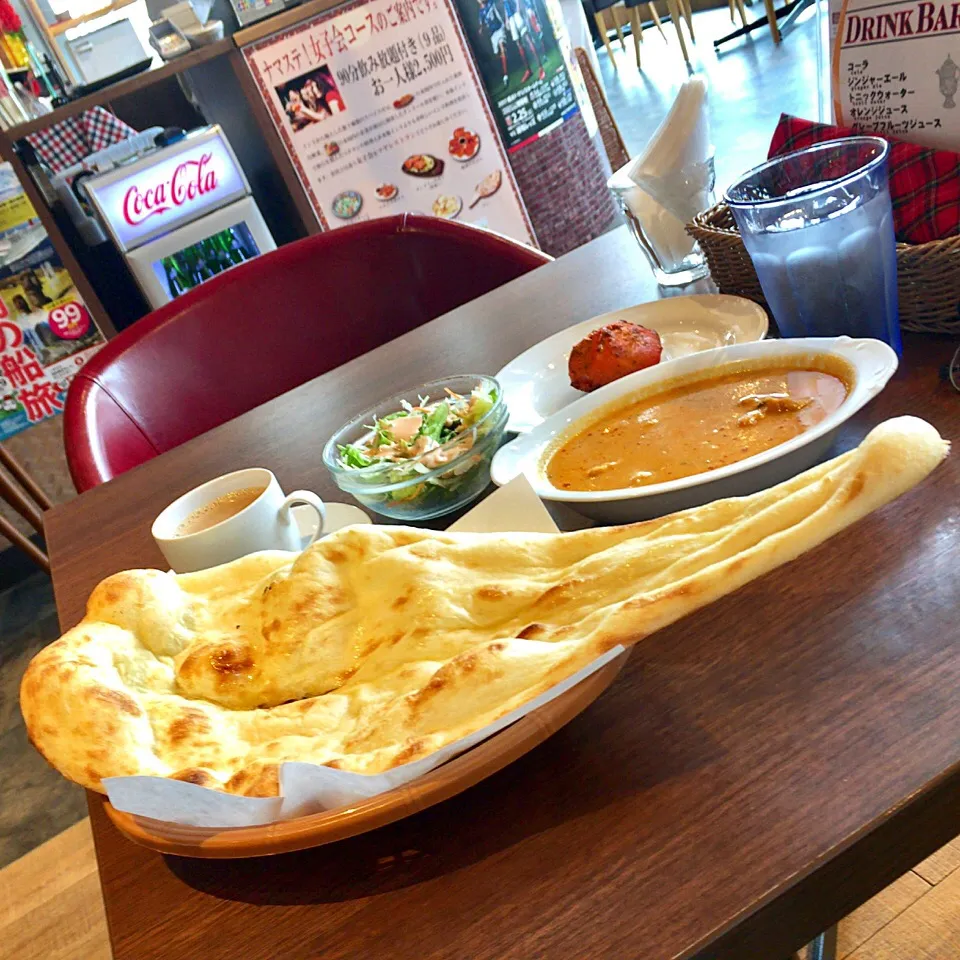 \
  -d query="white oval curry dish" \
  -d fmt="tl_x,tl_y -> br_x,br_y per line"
496,294 -> 769,434
490,337 -> 898,522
